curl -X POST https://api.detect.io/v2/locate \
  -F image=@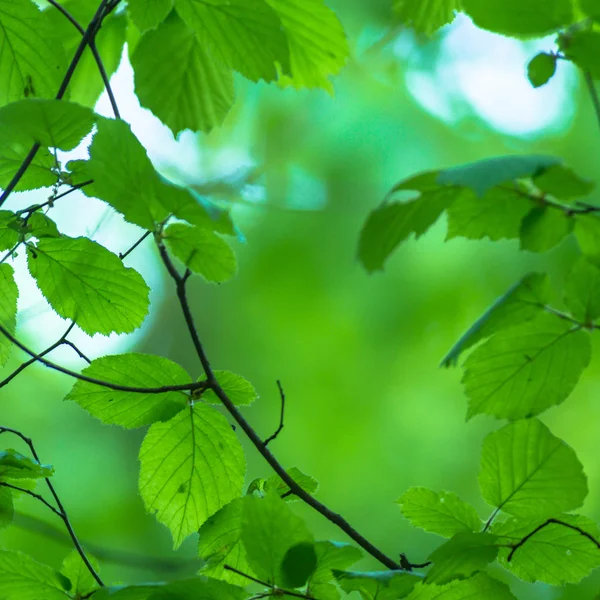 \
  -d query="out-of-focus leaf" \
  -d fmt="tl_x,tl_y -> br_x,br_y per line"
405,573 -> 516,599
527,52 -> 557,87
532,164 -> 594,199
202,371 -> 258,406
519,206 -> 573,252
0,264 -> 18,367
564,258 -> 600,323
